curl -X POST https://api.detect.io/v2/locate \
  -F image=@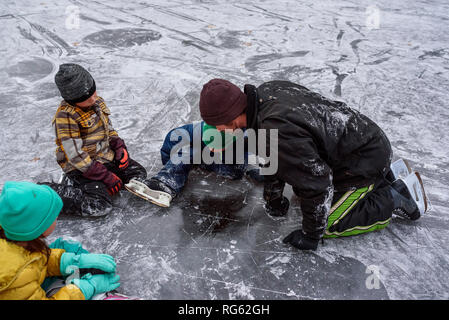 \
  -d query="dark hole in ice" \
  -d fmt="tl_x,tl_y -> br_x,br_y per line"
5,58 -> 53,82
179,169 -> 253,234
83,28 -> 162,48
180,169 -> 251,214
